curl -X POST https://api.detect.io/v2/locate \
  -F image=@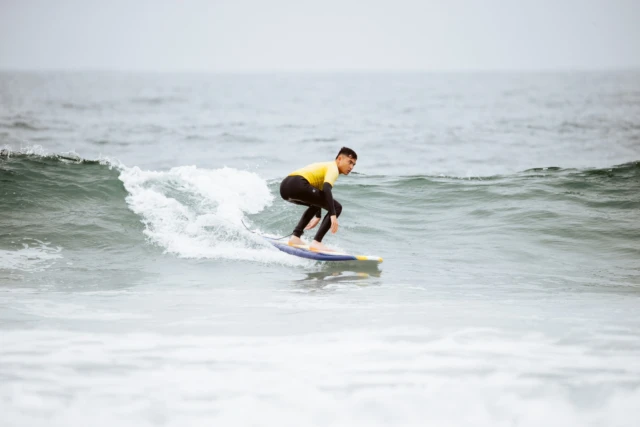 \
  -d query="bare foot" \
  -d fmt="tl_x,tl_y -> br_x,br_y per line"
288,236 -> 307,246
309,240 -> 334,252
